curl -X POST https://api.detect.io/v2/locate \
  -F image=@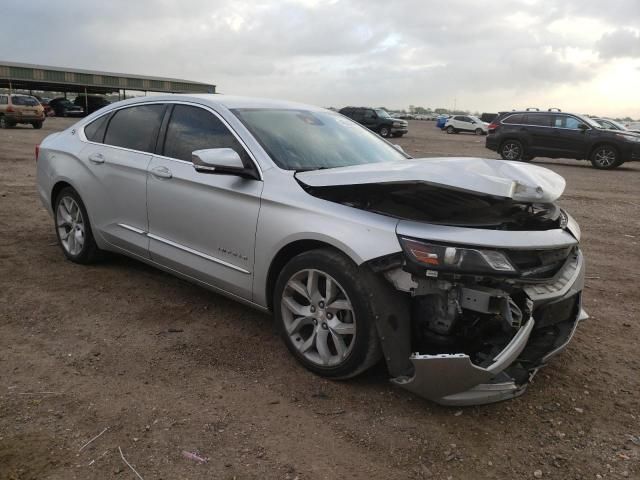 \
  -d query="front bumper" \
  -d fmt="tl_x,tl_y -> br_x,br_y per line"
392,250 -> 586,406
391,126 -> 408,134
